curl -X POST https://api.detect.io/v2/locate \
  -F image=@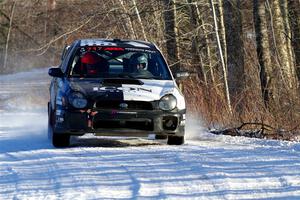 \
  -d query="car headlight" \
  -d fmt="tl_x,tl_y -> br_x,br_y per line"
68,92 -> 87,109
159,94 -> 177,111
